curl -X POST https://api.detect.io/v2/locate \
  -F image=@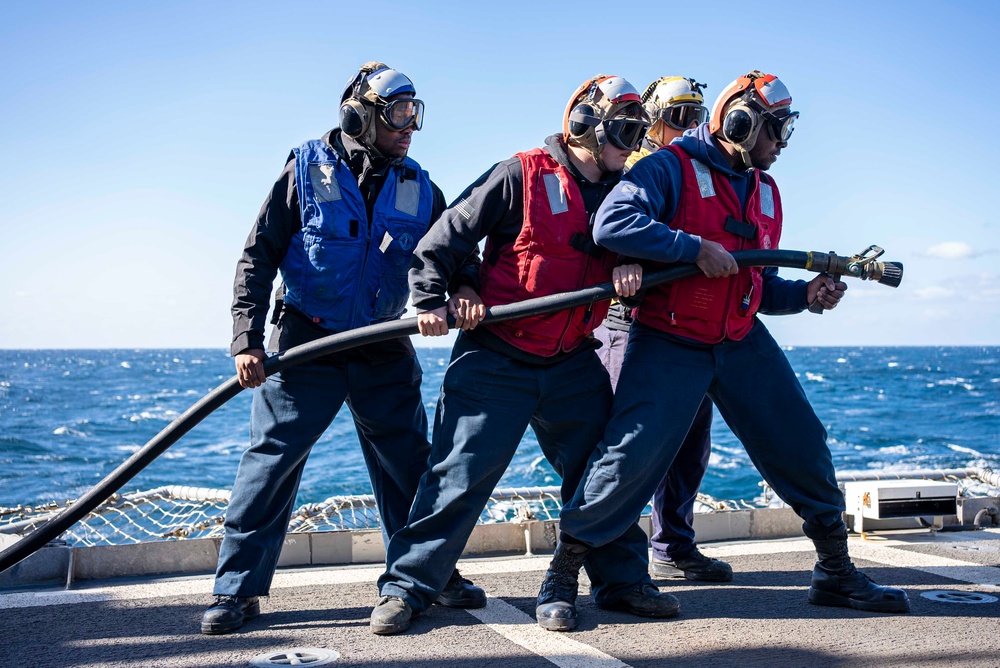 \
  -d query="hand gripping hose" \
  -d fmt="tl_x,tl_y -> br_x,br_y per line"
0,247 -> 902,574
